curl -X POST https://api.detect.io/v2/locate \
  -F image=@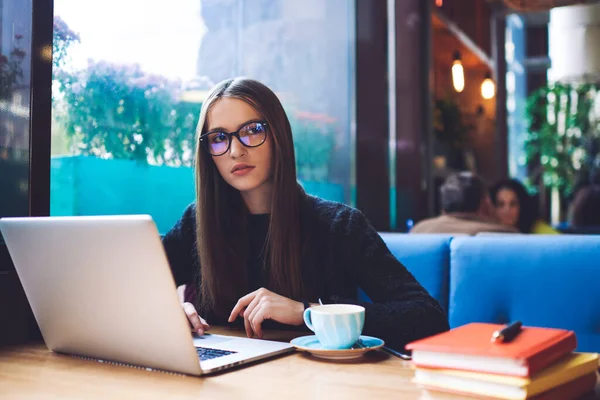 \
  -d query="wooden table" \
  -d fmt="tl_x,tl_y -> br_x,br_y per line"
1,328 -> 599,400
